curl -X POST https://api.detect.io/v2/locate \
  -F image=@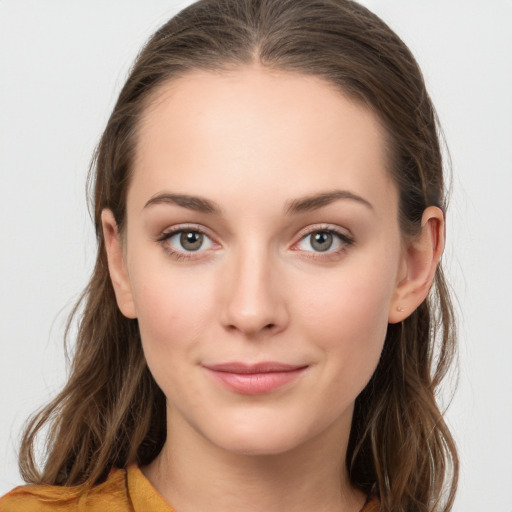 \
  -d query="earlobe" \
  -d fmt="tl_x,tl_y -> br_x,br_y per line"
101,209 -> 137,319
388,206 -> 445,324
